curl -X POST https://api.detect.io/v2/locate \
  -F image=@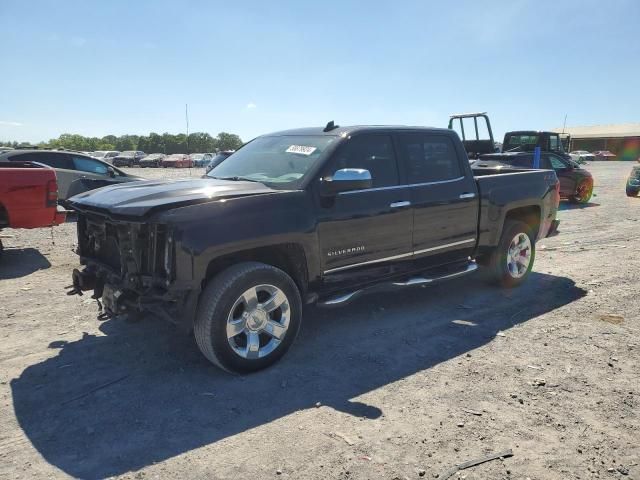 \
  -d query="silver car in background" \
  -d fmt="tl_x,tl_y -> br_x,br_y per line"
569,150 -> 595,163
0,149 -> 141,202
91,150 -> 120,163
